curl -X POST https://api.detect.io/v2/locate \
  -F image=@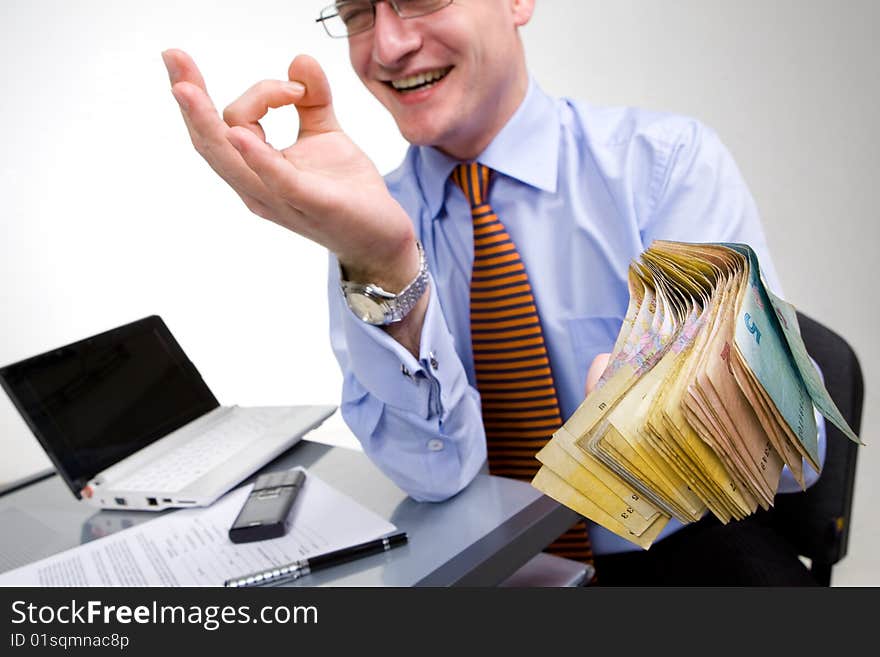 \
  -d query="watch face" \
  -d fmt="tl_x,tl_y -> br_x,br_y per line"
347,293 -> 387,324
